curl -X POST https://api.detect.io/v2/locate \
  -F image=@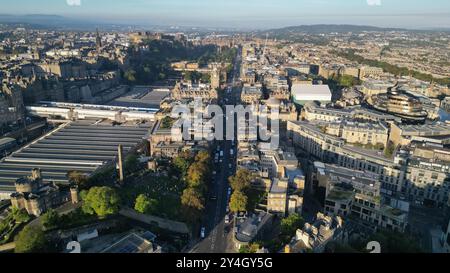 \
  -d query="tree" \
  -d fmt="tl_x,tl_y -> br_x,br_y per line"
181,188 -> 204,211
40,209 -> 60,230
173,155 -> 192,176
281,213 -> 305,237
67,171 -> 89,189
14,225 -> 47,253
367,231 -> 422,253
124,69 -> 136,82
11,208 -> 30,223
124,154 -> 139,173
229,190 -> 248,213
384,141 -> 397,158
335,75 -> 361,88
239,243 -> 261,253
134,194 -> 158,215
195,151 -> 210,164
82,187 -> 121,218
229,169 -> 253,192
186,162 -> 208,189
